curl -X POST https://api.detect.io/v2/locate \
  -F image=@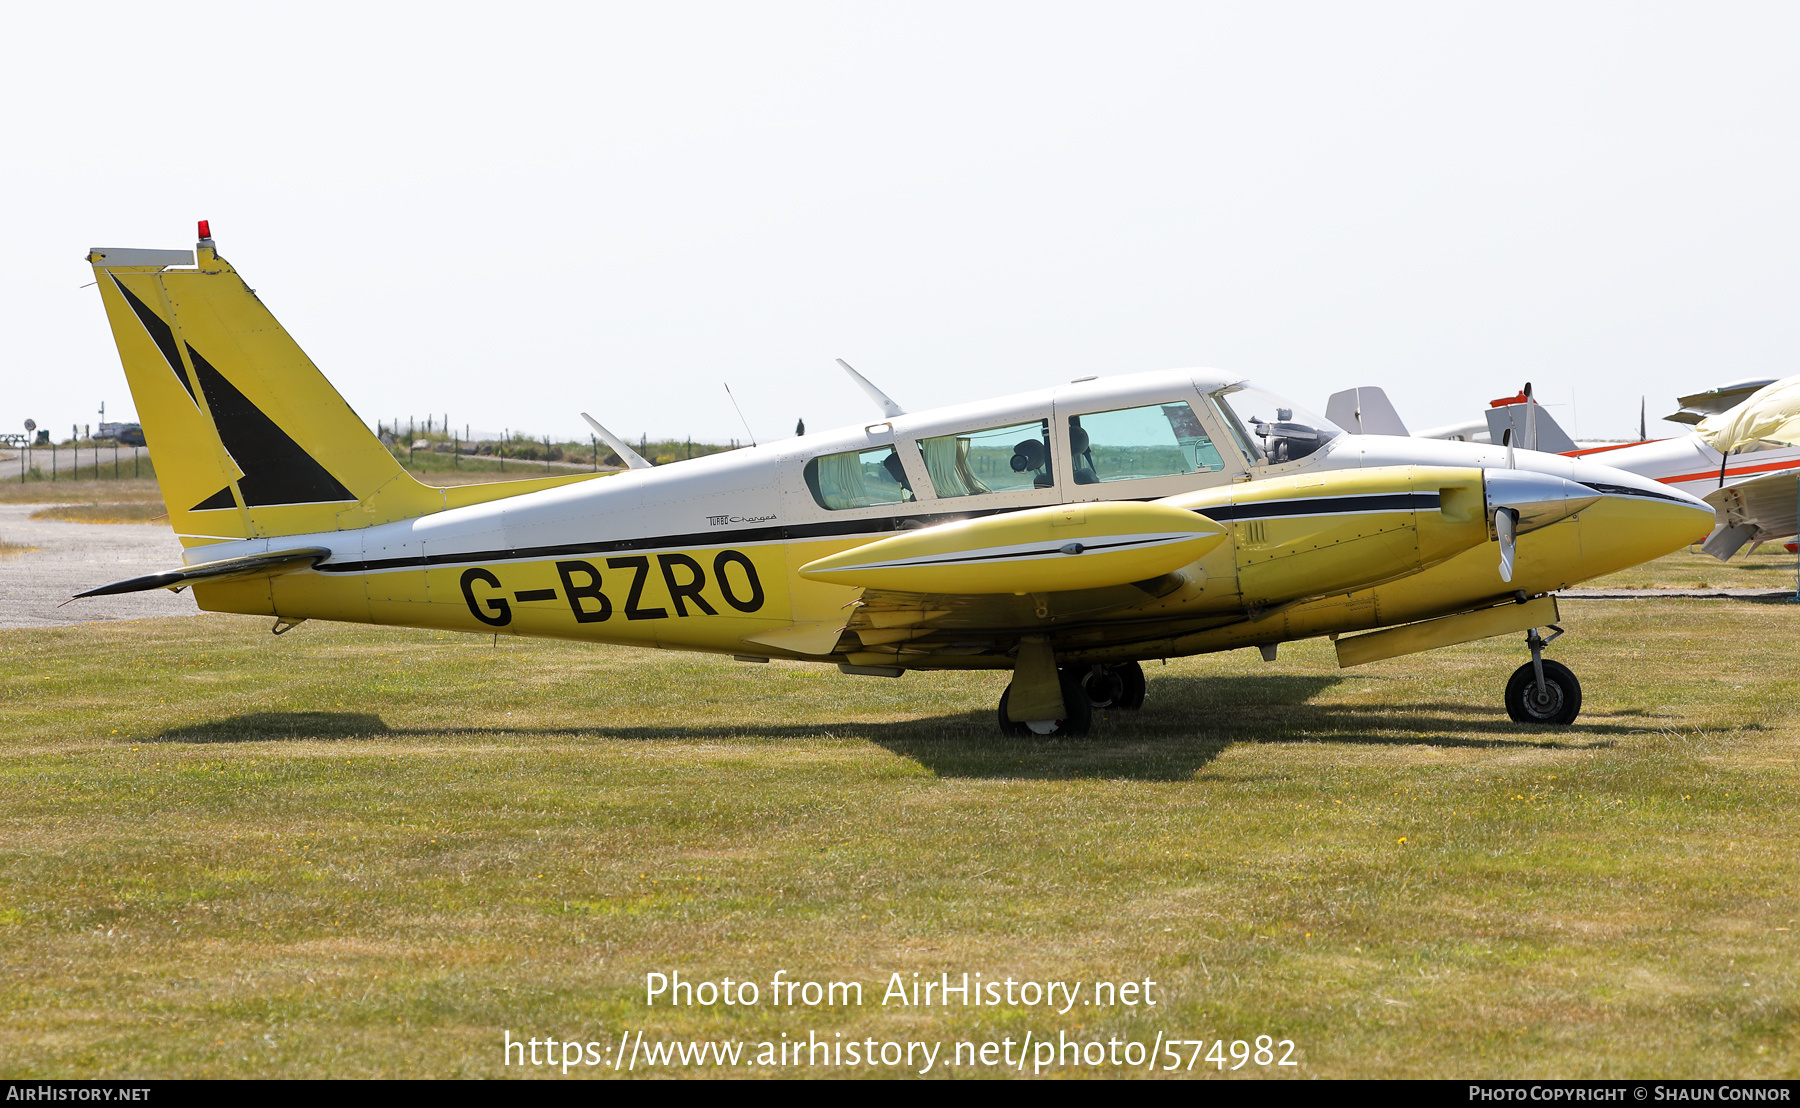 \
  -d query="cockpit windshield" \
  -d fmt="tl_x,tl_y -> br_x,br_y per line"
1212,385 -> 1342,465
